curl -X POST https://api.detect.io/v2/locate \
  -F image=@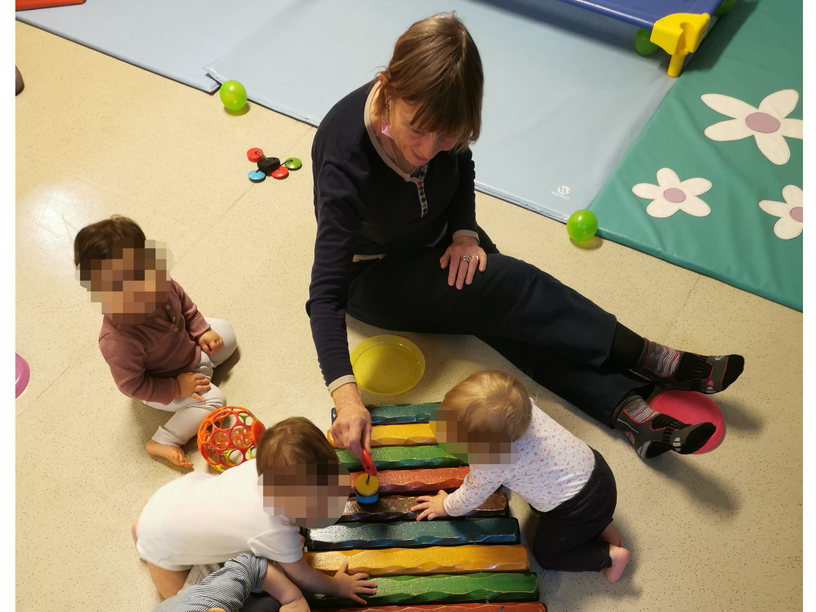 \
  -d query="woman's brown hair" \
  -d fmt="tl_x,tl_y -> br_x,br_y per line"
372,12 -> 484,152
256,416 -> 339,477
